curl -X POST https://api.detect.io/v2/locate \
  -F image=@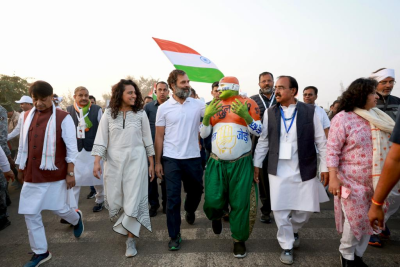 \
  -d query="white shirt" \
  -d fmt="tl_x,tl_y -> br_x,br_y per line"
156,97 -> 205,159
0,146 -> 10,172
314,105 -> 330,129
7,111 -> 24,141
